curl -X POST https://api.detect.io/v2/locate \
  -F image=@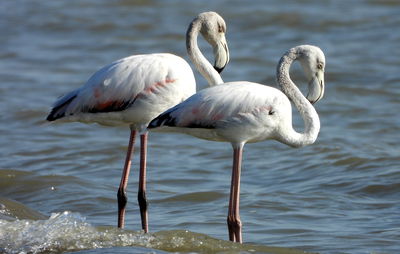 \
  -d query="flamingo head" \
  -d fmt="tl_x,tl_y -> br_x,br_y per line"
198,12 -> 230,73
297,45 -> 326,104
